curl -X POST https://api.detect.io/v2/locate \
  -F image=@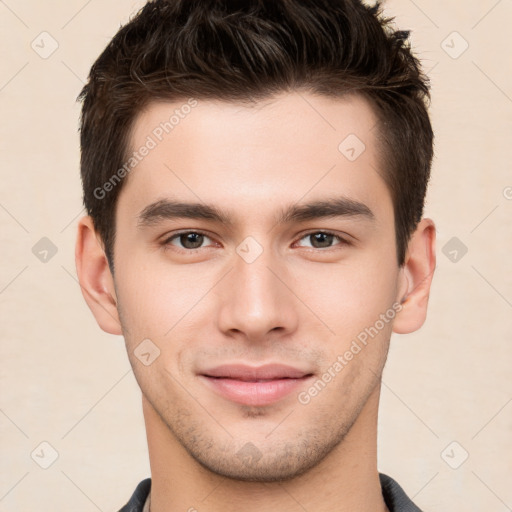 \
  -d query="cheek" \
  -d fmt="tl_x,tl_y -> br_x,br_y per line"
115,257 -> 216,343
292,255 -> 399,338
